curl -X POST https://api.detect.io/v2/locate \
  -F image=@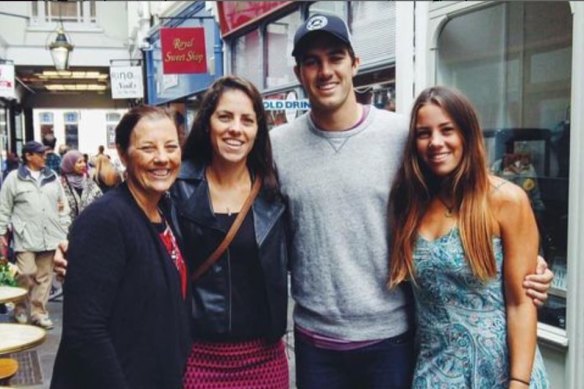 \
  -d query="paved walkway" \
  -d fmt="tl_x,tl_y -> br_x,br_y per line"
0,299 -> 62,389
1,297 -> 297,388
